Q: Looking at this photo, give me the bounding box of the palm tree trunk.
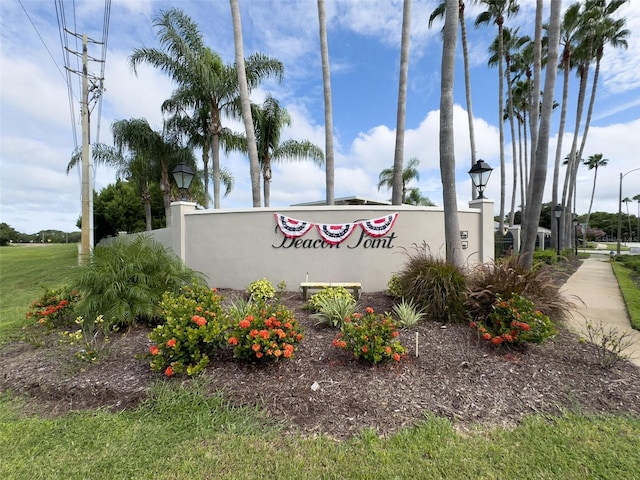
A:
[551,55,570,251]
[317,0,335,205]
[460,2,478,200]
[230,0,261,207]
[392,0,411,206]
[521,0,561,268]
[497,21,506,235]
[440,0,463,267]
[506,59,517,227]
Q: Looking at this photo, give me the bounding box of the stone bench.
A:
[300,282,362,301]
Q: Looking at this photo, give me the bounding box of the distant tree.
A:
[583,153,608,233]
[0,223,18,246]
[405,188,436,206]
[634,193,640,241]
[92,181,164,244]
[378,157,421,204]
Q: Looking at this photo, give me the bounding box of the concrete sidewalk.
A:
[560,254,640,368]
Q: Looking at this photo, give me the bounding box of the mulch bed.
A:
[2,265,640,439]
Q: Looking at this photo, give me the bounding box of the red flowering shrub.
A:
[333,307,405,364]
[470,293,557,346]
[26,286,80,329]
[148,284,229,376]
[227,299,303,362]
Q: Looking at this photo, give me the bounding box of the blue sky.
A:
[1,0,639,234]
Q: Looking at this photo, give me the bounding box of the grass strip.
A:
[2,383,639,480]
[611,261,640,330]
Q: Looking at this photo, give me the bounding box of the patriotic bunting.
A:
[274,212,399,245]
[360,213,398,237]
[274,213,314,238]
[316,222,358,245]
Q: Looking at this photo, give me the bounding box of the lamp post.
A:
[572,215,578,255]
[172,164,195,201]
[617,168,640,256]
[553,204,562,255]
[468,159,493,199]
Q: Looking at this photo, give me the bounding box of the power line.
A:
[16,0,68,85]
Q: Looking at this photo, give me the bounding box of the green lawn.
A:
[611,260,640,330]
[2,382,639,480]
[0,244,78,339]
[1,244,639,478]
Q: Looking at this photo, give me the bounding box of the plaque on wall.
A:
[460,230,468,239]
[461,240,468,249]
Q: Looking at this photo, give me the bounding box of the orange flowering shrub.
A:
[26,286,80,329]
[470,293,557,346]
[148,284,229,376]
[227,299,302,362]
[333,307,405,364]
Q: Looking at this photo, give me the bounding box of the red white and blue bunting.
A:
[274,213,314,238]
[316,222,358,245]
[274,212,398,245]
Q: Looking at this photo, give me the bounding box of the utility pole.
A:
[80,34,91,263]
[65,31,103,263]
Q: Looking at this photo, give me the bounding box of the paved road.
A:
[561,254,640,368]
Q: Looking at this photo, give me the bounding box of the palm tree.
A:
[623,197,633,241]
[230,0,261,207]
[429,0,479,199]
[317,0,335,205]
[378,157,421,203]
[441,0,463,266]
[475,0,520,237]
[249,95,324,207]
[520,0,561,268]
[130,8,283,209]
[583,153,608,233]
[550,2,581,249]
[405,188,436,207]
[634,193,640,241]
[391,0,412,206]
[489,27,528,226]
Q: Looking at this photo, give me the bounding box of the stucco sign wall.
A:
[172,201,494,293]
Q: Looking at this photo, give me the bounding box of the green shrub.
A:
[25,285,80,329]
[311,294,358,328]
[533,249,559,265]
[386,274,403,298]
[307,286,355,313]
[392,298,425,327]
[72,236,204,331]
[333,307,405,364]
[148,284,229,376]
[394,244,467,323]
[465,254,571,325]
[247,278,276,301]
[227,299,303,361]
[470,294,557,346]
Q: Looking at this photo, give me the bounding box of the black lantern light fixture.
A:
[553,204,563,256]
[172,164,195,201]
[468,159,493,199]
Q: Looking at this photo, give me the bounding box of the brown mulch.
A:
[2,262,640,439]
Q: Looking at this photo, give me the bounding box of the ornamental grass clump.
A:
[311,292,358,328]
[394,243,467,323]
[148,284,229,376]
[392,298,425,328]
[227,299,303,362]
[470,293,557,346]
[333,307,405,364]
[465,254,571,325]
